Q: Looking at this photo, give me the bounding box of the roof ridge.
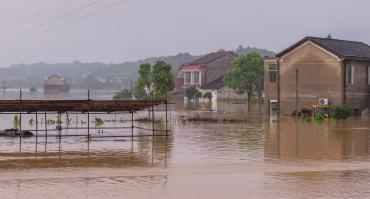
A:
[307,36,369,45]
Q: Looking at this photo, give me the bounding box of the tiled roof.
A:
[179,50,238,71]
[276,37,370,61]
[201,76,225,90]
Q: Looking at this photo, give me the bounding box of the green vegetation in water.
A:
[330,106,352,122]
[13,115,19,129]
[113,89,132,100]
[28,118,34,126]
[203,92,213,102]
[95,118,104,126]
[185,87,202,100]
[315,112,325,124]
[47,119,57,125]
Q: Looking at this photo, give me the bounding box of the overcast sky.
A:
[0,0,369,67]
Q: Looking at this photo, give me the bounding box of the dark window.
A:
[184,72,191,84]
[269,64,277,83]
[193,71,200,84]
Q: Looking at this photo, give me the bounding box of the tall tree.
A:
[152,61,175,99]
[224,52,263,111]
[137,63,152,94]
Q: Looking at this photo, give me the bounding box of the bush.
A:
[133,86,148,99]
[315,112,325,124]
[95,118,104,126]
[330,106,352,121]
[113,89,132,100]
[13,115,19,129]
[185,87,202,100]
[203,92,213,102]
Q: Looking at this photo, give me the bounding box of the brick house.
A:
[44,74,69,94]
[177,50,243,100]
[265,37,370,116]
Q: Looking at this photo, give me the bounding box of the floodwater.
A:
[1,90,370,199]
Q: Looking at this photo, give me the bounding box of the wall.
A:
[264,58,278,114]
[345,60,370,115]
[279,41,343,115]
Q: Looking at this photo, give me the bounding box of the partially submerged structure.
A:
[265,36,370,116]
[176,50,243,100]
[44,74,69,94]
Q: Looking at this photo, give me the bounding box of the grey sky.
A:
[0,0,369,67]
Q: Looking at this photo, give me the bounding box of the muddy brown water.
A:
[0,90,370,199]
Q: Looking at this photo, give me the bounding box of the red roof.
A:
[180,65,208,71]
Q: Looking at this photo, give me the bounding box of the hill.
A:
[0,46,275,90]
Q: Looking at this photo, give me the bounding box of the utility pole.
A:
[2,80,6,95]
[295,69,299,117]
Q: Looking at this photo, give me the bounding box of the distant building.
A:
[265,36,370,116]
[44,74,69,94]
[176,49,243,100]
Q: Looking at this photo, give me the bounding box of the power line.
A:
[0,0,127,48]
[0,0,73,33]
[0,0,104,43]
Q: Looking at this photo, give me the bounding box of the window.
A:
[270,100,278,113]
[184,72,191,84]
[192,71,200,84]
[269,64,277,83]
[346,65,354,84]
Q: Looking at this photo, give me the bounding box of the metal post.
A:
[87,89,90,140]
[35,112,38,152]
[152,106,155,136]
[165,96,168,136]
[131,110,134,138]
[87,112,90,139]
[58,113,62,138]
[295,69,299,117]
[44,112,48,152]
[19,90,22,151]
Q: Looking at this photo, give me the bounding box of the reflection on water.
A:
[265,117,370,160]
[0,91,370,198]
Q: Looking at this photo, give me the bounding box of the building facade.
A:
[176,49,241,100]
[44,74,69,94]
[265,37,370,116]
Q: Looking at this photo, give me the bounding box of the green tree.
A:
[133,83,148,99]
[185,87,202,100]
[137,63,152,94]
[224,52,263,111]
[152,61,175,99]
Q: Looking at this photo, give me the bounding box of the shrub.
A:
[133,86,148,99]
[185,87,202,100]
[95,118,104,126]
[330,106,352,121]
[203,92,213,102]
[315,112,325,124]
[113,89,132,100]
[13,115,19,129]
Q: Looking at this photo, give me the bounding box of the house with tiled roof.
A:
[265,36,370,116]
[176,49,245,100]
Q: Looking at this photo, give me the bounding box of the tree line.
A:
[113,61,175,100]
